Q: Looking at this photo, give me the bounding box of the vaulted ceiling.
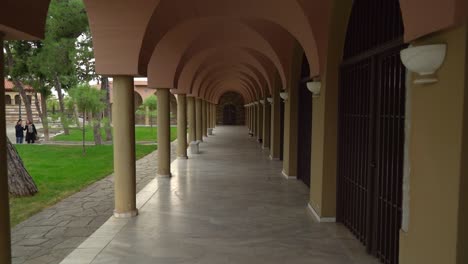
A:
[2,0,466,103]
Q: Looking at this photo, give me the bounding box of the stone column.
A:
[250,105,253,134]
[208,103,213,129]
[253,104,257,137]
[145,106,150,126]
[202,100,207,137]
[0,32,12,264]
[270,84,281,159]
[245,105,249,131]
[176,94,188,159]
[283,86,298,178]
[156,88,171,177]
[263,98,271,149]
[187,96,196,143]
[257,102,263,142]
[213,104,217,127]
[195,98,203,142]
[112,76,137,218]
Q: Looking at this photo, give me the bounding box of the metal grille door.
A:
[337,1,406,263]
[297,56,312,187]
[338,58,374,245]
[374,47,406,264]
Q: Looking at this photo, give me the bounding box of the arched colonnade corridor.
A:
[1,0,468,263]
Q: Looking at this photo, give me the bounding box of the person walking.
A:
[25,120,38,144]
[15,119,25,144]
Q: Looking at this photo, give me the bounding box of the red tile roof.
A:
[4,79,34,91]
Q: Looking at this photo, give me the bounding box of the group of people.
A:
[15,119,38,144]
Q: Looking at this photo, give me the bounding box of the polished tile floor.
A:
[61,126,379,264]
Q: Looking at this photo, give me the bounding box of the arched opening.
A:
[336,1,406,263]
[14,95,21,105]
[217,92,245,125]
[169,94,177,125]
[297,55,312,188]
[134,92,143,110]
[223,104,236,125]
[5,95,11,105]
[134,92,144,124]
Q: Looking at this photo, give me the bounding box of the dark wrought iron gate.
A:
[336,1,406,264]
[297,56,312,187]
[280,100,285,161]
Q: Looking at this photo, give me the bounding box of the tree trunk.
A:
[54,74,70,135]
[73,103,80,128]
[101,77,112,142]
[93,114,102,146]
[4,44,33,122]
[82,110,86,155]
[35,91,50,141]
[7,138,38,197]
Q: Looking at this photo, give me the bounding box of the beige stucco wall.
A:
[399,24,468,264]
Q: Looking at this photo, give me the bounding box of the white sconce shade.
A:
[280,92,288,101]
[267,97,273,103]
[400,44,447,84]
[307,81,322,98]
[260,100,265,104]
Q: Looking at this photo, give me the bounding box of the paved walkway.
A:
[11,141,178,264]
[59,126,379,264]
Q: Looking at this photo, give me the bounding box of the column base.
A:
[269,155,280,161]
[208,128,213,135]
[157,173,172,178]
[282,170,297,180]
[307,203,336,223]
[113,209,138,218]
[190,141,200,154]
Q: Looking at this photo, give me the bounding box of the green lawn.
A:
[52,126,178,142]
[10,144,157,227]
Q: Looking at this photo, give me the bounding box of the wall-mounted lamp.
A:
[400,44,447,84]
[280,92,288,101]
[267,97,273,103]
[260,99,265,105]
[307,81,322,98]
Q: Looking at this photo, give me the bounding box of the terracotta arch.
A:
[177,47,280,92]
[204,75,257,102]
[175,47,278,98]
[213,85,253,104]
[191,58,272,96]
[206,78,254,103]
[196,69,262,100]
[139,0,320,77]
[78,0,466,77]
[175,33,291,91]
[193,63,268,100]
[0,0,51,40]
[201,72,259,100]
[147,18,288,90]
[210,81,253,103]
[199,63,270,100]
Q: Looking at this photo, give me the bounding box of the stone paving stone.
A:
[10,141,178,264]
